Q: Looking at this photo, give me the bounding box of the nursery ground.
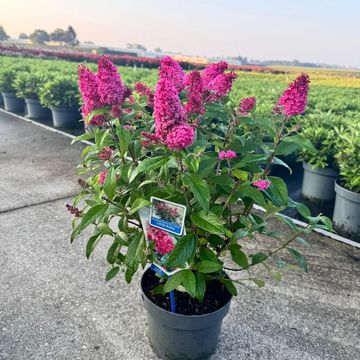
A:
[0,111,359,360]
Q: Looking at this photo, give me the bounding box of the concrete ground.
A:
[0,111,359,360]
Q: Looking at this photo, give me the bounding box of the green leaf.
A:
[270,272,282,282]
[199,247,218,262]
[282,134,317,154]
[163,270,186,293]
[71,204,108,242]
[296,236,310,248]
[252,278,265,288]
[129,198,151,215]
[223,279,238,296]
[182,270,196,298]
[320,216,333,232]
[272,157,292,174]
[251,252,268,266]
[129,156,169,182]
[276,214,298,231]
[107,241,119,264]
[86,231,102,259]
[167,234,196,267]
[97,222,113,236]
[196,260,223,273]
[232,169,248,181]
[103,167,116,201]
[197,156,218,178]
[229,244,249,268]
[295,202,311,218]
[288,248,307,272]
[191,211,231,237]
[238,185,265,205]
[234,154,267,169]
[117,126,132,157]
[183,174,210,212]
[126,233,145,266]
[267,176,288,206]
[195,272,206,302]
[105,266,120,281]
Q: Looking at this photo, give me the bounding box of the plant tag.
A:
[149,197,186,236]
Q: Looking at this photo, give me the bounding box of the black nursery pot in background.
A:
[141,268,232,360]
[50,106,82,129]
[2,92,25,113]
[25,99,51,120]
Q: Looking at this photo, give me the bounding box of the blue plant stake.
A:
[150,264,176,313]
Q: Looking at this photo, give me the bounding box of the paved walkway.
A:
[0,111,359,360]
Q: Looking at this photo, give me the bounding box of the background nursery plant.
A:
[69,56,332,308]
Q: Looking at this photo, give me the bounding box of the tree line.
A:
[0,25,78,46]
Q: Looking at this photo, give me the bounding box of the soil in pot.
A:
[142,268,231,315]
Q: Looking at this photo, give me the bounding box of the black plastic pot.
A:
[2,92,25,113]
[141,268,231,360]
[25,99,51,119]
[50,106,81,128]
[302,162,338,202]
[333,180,360,240]
[0,93,3,105]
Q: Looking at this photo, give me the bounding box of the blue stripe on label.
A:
[150,218,182,235]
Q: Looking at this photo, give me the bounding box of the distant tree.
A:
[19,32,29,39]
[126,43,147,51]
[30,29,50,44]
[154,47,162,53]
[64,26,78,46]
[50,28,67,43]
[0,25,9,41]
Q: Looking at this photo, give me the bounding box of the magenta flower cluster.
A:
[99,169,108,185]
[184,70,206,116]
[147,225,175,255]
[98,147,112,161]
[134,82,155,108]
[218,150,237,160]
[159,56,186,92]
[252,179,271,191]
[239,97,256,116]
[78,56,126,125]
[275,73,310,117]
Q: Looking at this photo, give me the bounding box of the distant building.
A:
[173,54,208,64]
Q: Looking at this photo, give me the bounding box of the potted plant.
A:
[298,114,343,202]
[69,57,331,360]
[0,68,25,113]
[333,123,360,240]
[39,75,81,128]
[13,71,51,119]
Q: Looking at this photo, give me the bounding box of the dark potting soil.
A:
[142,269,231,316]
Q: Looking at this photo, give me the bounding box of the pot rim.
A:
[25,98,40,103]
[1,92,17,97]
[51,106,79,112]
[141,266,232,319]
[335,178,360,203]
[303,161,338,177]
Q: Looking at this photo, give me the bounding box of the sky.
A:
[1,0,360,67]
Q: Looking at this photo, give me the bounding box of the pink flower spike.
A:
[275,73,310,117]
[99,170,108,185]
[218,150,237,160]
[252,179,271,191]
[159,56,186,92]
[239,97,256,116]
[154,78,186,139]
[165,124,195,150]
[184,70,206,116]
[98,147,112,161]
[201,61,228,86]
[97,55,125,106]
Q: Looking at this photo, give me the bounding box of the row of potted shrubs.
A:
[0,60,82,128]
[299,113,360,240]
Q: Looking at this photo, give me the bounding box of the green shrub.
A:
[0,68,19,93]
[13,71,51,100]
[39,76,80,108]
[335,124,360,193]
[298,113,345,169]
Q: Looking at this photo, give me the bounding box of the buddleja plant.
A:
[69,56,332,300]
